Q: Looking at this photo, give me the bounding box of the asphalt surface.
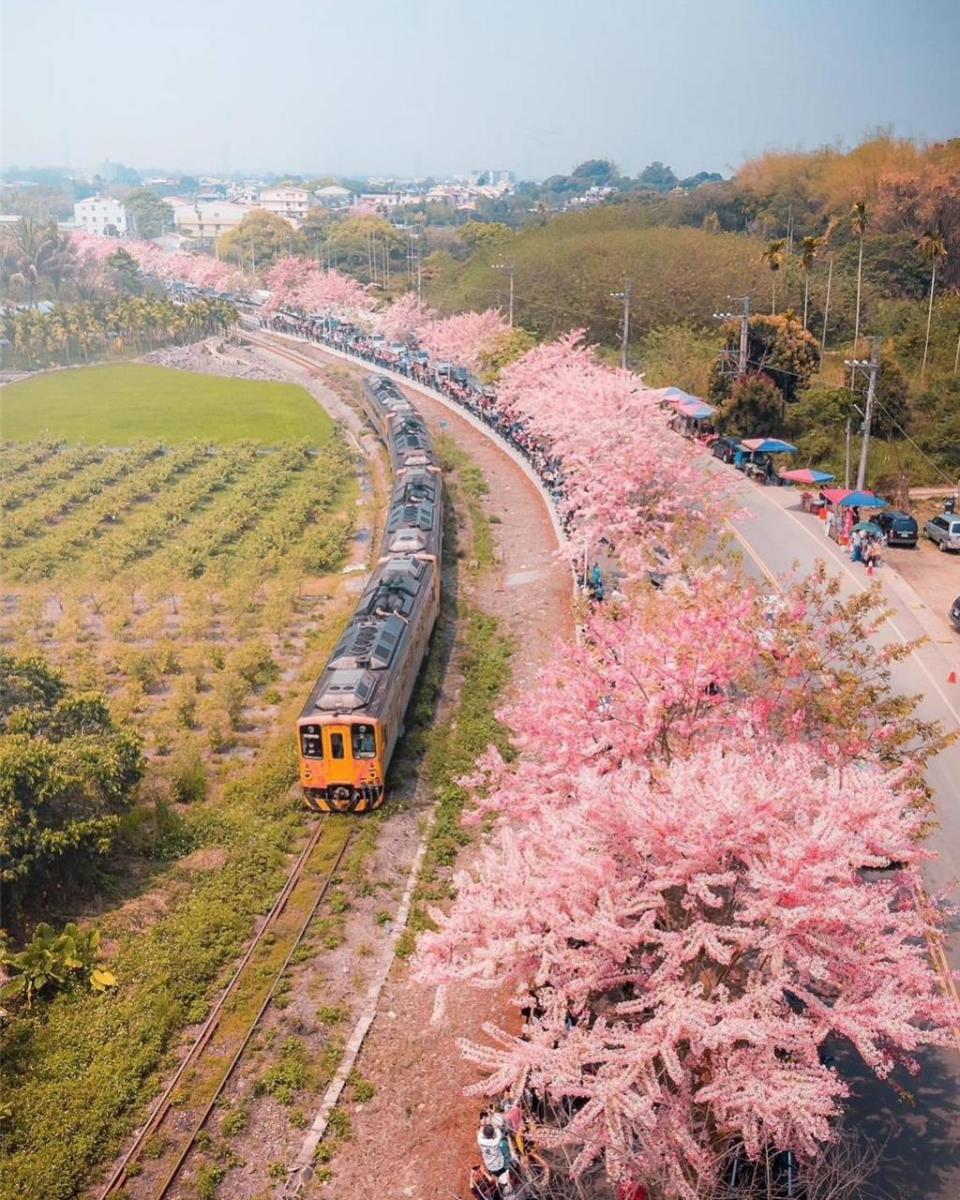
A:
[727,469,960,1199]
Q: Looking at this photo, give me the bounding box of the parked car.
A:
[875,510,919,547]
[711,436,741,463]
[950,595,960,631]
[925,514,960,552]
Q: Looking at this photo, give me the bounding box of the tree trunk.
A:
[954,321,960,375]
[803,273,809,330]
[771,275,777,316]
[920,262,937,385]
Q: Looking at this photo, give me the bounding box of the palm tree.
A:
[761,239,787,314]
[799,235,823,331]
[851,201,869,351]
[917,229,948,385]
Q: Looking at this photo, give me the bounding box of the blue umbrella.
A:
[741,437,798,454]
[838,490,888,509]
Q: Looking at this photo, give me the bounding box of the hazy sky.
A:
[3,0,958,180]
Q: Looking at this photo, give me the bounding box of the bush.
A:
[168,746,208,805]
[228,641,278,689]
[0,653,144,908]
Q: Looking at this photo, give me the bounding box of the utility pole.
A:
[820,253,834,359]
[492,261,515,327]
[844,416,851,489]
[611,279,632,370]
[712,295,751,378]
[845,337,881,490]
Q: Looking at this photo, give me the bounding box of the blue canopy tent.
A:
[837,490,888,509]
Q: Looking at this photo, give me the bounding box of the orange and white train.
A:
[296,376,442,812]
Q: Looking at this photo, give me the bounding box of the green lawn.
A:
[0,364,332,445]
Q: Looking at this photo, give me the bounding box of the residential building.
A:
[73,195,129,237]
[259,187,311,225]
[173,200,253,242]
[314,184,354,208]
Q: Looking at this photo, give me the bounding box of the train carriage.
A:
[297,372,443,813]
[297,557,439,812]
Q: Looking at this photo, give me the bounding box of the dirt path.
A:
[246,337,574,1200]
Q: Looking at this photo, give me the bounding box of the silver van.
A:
[924,514,960,552]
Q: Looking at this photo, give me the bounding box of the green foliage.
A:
[0,741,301,1200]
[220,1108,248,1137]
[348,1075,372,1099]
[428,212,767,344]
[715,373,785,438]
[316,1004,348,1025]
[0,922,116,1008]
[217,209,303,267]
[255,1037,310,1105]
[194,1163,226,1200]
[710,312,819,404]
[637,323,720,396]
[168,746,208,805]
[478,327,537,381]
[123,189,175,239]
[0,652,144,905]
[0,364,333,445]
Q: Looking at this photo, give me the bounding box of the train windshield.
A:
[352,724,376,759]
[300,725,323,759]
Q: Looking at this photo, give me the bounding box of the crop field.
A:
[0,433,358,764]
[0,363,332,443]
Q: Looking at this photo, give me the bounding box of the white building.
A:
[259,187,311,225]
[74,195,129,237]
[314,184,354,208]
[173,201,253,242]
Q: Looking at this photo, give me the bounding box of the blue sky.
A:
[3,0,958,179]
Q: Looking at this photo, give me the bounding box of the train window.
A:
[330,732,345,759]
[352,724,376,759]
[300,725,323,759]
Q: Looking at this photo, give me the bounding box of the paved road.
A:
[728,471,960,1198]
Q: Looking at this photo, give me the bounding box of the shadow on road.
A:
[839,1044,960,1199]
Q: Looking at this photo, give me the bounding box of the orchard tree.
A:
[0,652,144,908]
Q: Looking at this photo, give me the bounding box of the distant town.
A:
[0,159,725,249]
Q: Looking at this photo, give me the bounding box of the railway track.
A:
[98,819,354,1200]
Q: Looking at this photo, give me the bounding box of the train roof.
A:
[299,557,436,721]
[383,469,441,558]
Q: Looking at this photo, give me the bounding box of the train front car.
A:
[297,556,439,812]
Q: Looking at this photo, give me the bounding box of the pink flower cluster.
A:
[263,256,376,322]
[418,308,509,373]
[71,232,244,292]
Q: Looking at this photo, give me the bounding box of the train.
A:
[296,375,443,812]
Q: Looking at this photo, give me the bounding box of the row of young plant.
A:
[0,442,107,516]
[3,443,166,547]
[0,438,65,493]
[3,443,256,581]
[376,328,959,1198]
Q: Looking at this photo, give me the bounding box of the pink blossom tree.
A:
[416,741,950,1199]
[419,308,509,373]
[377,292,436,343]
[496,332,735,570]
